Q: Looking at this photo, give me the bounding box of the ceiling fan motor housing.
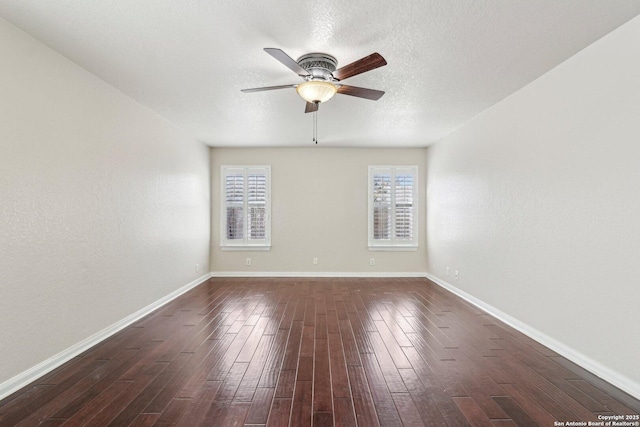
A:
[297,53,337,81]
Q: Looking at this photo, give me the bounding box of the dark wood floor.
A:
[1,278,638,426]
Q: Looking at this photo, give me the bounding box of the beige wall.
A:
[210,147,428,274]
[426,16,640,396]
[0,19,210,388]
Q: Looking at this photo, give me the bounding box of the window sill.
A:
[368,245,418,252]
[221,245,271,252]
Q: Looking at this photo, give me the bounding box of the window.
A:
[368,166,418,250]
[221,166,271,250]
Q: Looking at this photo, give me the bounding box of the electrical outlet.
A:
[195,263,199,273]
[455,270,459,280]
[446,266,450,276]
[313,257,318,265]
[370,258,375,266]
[246,258,251,266]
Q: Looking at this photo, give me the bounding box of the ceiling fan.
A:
[241,48,387,113]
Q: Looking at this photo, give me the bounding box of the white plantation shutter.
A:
[247,172,267,240]
[394,172,414,240]
[368,166,418,250]
[373,172,392,240]
[225,171,244,240]
[221,166,271,249]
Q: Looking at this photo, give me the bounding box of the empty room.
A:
[1,1,639,426]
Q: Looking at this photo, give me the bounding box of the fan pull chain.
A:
[313,108,318,144]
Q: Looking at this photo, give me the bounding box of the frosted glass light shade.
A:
[296,80,337,103]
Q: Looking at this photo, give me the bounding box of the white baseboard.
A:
[210,271,427,278]
[425,272,640,400]
[0,273,212,402]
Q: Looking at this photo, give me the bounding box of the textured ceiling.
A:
[1,1,639,147]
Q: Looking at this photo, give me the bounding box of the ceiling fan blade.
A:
[241,84,297,93]
[264,48,310,77]
[337,85,385,100]
[333,52,387,81]
[305,102,318,114]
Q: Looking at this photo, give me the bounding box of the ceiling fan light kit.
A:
[296,80,337,103]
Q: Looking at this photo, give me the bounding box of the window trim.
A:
[220,165,271,251]
[368,165,418,251]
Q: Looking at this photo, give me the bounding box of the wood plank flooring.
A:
[1,277,638,426]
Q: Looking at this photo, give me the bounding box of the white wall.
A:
[210,148,428,274]
[0,19,210,388]
[426,16,640,396]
